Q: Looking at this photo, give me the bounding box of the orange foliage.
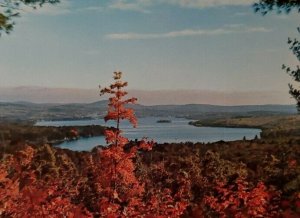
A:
[0,145,92,217]
[1,71,299,217]
[204,177,280,218]
[96,71,187,217]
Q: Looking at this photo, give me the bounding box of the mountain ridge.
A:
[0,100,297,122]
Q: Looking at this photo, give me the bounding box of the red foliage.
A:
[0,72,187,217]
[70,128,79,138]
[2,71,298,217]
[0,145,92,217]
[204,177,280,218]
[97,71,187,217]
[288,159,297,168]
[280,193,300,218]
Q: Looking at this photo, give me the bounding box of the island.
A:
[156,119,172,123]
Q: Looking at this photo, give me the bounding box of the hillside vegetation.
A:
[0,101,296,122]
[0,73,299,217]
[0,122,105,149]
[190,114,300,140]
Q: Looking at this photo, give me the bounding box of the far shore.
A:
[189,114,300,140]
[0,122,105,146]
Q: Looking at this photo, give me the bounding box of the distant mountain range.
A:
[0,101,297,122]
[0,86,294,105]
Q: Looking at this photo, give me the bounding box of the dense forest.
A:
[1,0,300,217]
[0,72,299,217]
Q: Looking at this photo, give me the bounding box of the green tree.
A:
[0,0,59,35]
[254,0,300,14]
[255,0,300,111]
[282,35,300,111]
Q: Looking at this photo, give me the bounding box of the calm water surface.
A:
[36,117,261,151]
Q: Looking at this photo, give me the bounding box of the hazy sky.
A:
[0,0,299,104]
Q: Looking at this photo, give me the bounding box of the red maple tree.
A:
[97,71,153,216]
[96,71,189,217]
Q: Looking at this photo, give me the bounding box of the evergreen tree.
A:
[255,0,300,111]
[282,33,300,111]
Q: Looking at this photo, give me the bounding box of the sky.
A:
[0,0,299,105]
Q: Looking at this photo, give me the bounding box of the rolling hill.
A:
[0,101,297,122]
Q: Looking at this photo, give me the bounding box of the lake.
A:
[36,117,261,151]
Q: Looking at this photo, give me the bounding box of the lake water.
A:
[36,117,261,151]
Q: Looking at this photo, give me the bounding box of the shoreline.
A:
[188,115,300,140]
[0,123,105,146]
[188,120,263,130]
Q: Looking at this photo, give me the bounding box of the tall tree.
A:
[254,0,300,111]
[98,72,189,217]
[0,0,59,35]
